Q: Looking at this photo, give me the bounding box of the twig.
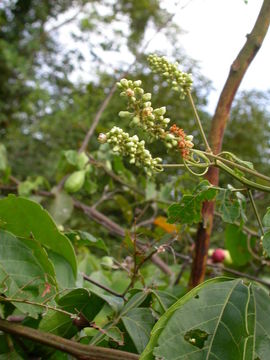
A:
[122,247,159,297]
[79,84,118,152]
[174,259,190,285]
[0,319,139,360]
[88,156,144,195]
[0,296,79,319]
[81,273,126,300]
[208,262,270,288]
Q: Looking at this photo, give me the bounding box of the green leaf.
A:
[253,284,270,359]
[48,191,74,225]
[0,195,77,277]
[145,182,156,200]
[140,277,231,360]
[217,189,240,223]
[39,288,105,338]
[262,231,270,257]
[120,290,151,317]
[167,180,217,224]
[47,251,76,289]
[18,176,46,197]
[76,231,108,253]
[151,290,178,313]
[63,150,78,167]
[142,278,262,360]
[262,207,270,228]
[0,230,56,317]
[122,308,155,353]
[225,224,251,266]
[20,237,56,284]
[63,150,88,170]
[216,186,247,224]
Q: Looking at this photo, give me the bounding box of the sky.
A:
[171,0,270,112]
[54,0,270,113]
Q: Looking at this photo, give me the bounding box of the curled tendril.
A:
[183,149,211,176]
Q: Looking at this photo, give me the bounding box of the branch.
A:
[79,84,117,152]
[0,319,139,360]
[81,272,126,300]
[208,262,270,288]
[190,0,270,288]
[73,200,173,276]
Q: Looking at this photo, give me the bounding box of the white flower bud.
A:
[119,111,133,119]
[154,107,166,116]
[142,93,152,101]
[120,78,129,87]
[133,80,142,87]
[98,133,107,144]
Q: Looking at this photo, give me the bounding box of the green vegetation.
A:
[1,1,270,359]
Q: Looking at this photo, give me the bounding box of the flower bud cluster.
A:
[116,78,170,139]
[169,124,194,158]
[98,127,162,176]
[147,54,192,99]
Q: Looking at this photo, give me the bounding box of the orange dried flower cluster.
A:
[170,124,193,158]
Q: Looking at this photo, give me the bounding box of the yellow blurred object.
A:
[154,216,177,233]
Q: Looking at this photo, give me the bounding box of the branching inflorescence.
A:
[98,56,194,176]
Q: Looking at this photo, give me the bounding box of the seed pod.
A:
[64,170,86,193]
[77,152,89,170]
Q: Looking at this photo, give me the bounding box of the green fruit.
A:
[77,152,89,170]
[101,256,114,269]
[64,170,86,193]
[224,250,233,265]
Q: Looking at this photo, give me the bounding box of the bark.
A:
[189,0,270,288]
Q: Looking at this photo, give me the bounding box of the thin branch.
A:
[0,319,139,360]
[79,83,117,152]
[174,259,190,285]
[208,262,270,288]
[81,273,126,300]
[0,296,79,320]
[88,156,144,195]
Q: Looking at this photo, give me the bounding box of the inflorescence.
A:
[148,54,192,99]
[98,127,162,176]
[98,55,194,176]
